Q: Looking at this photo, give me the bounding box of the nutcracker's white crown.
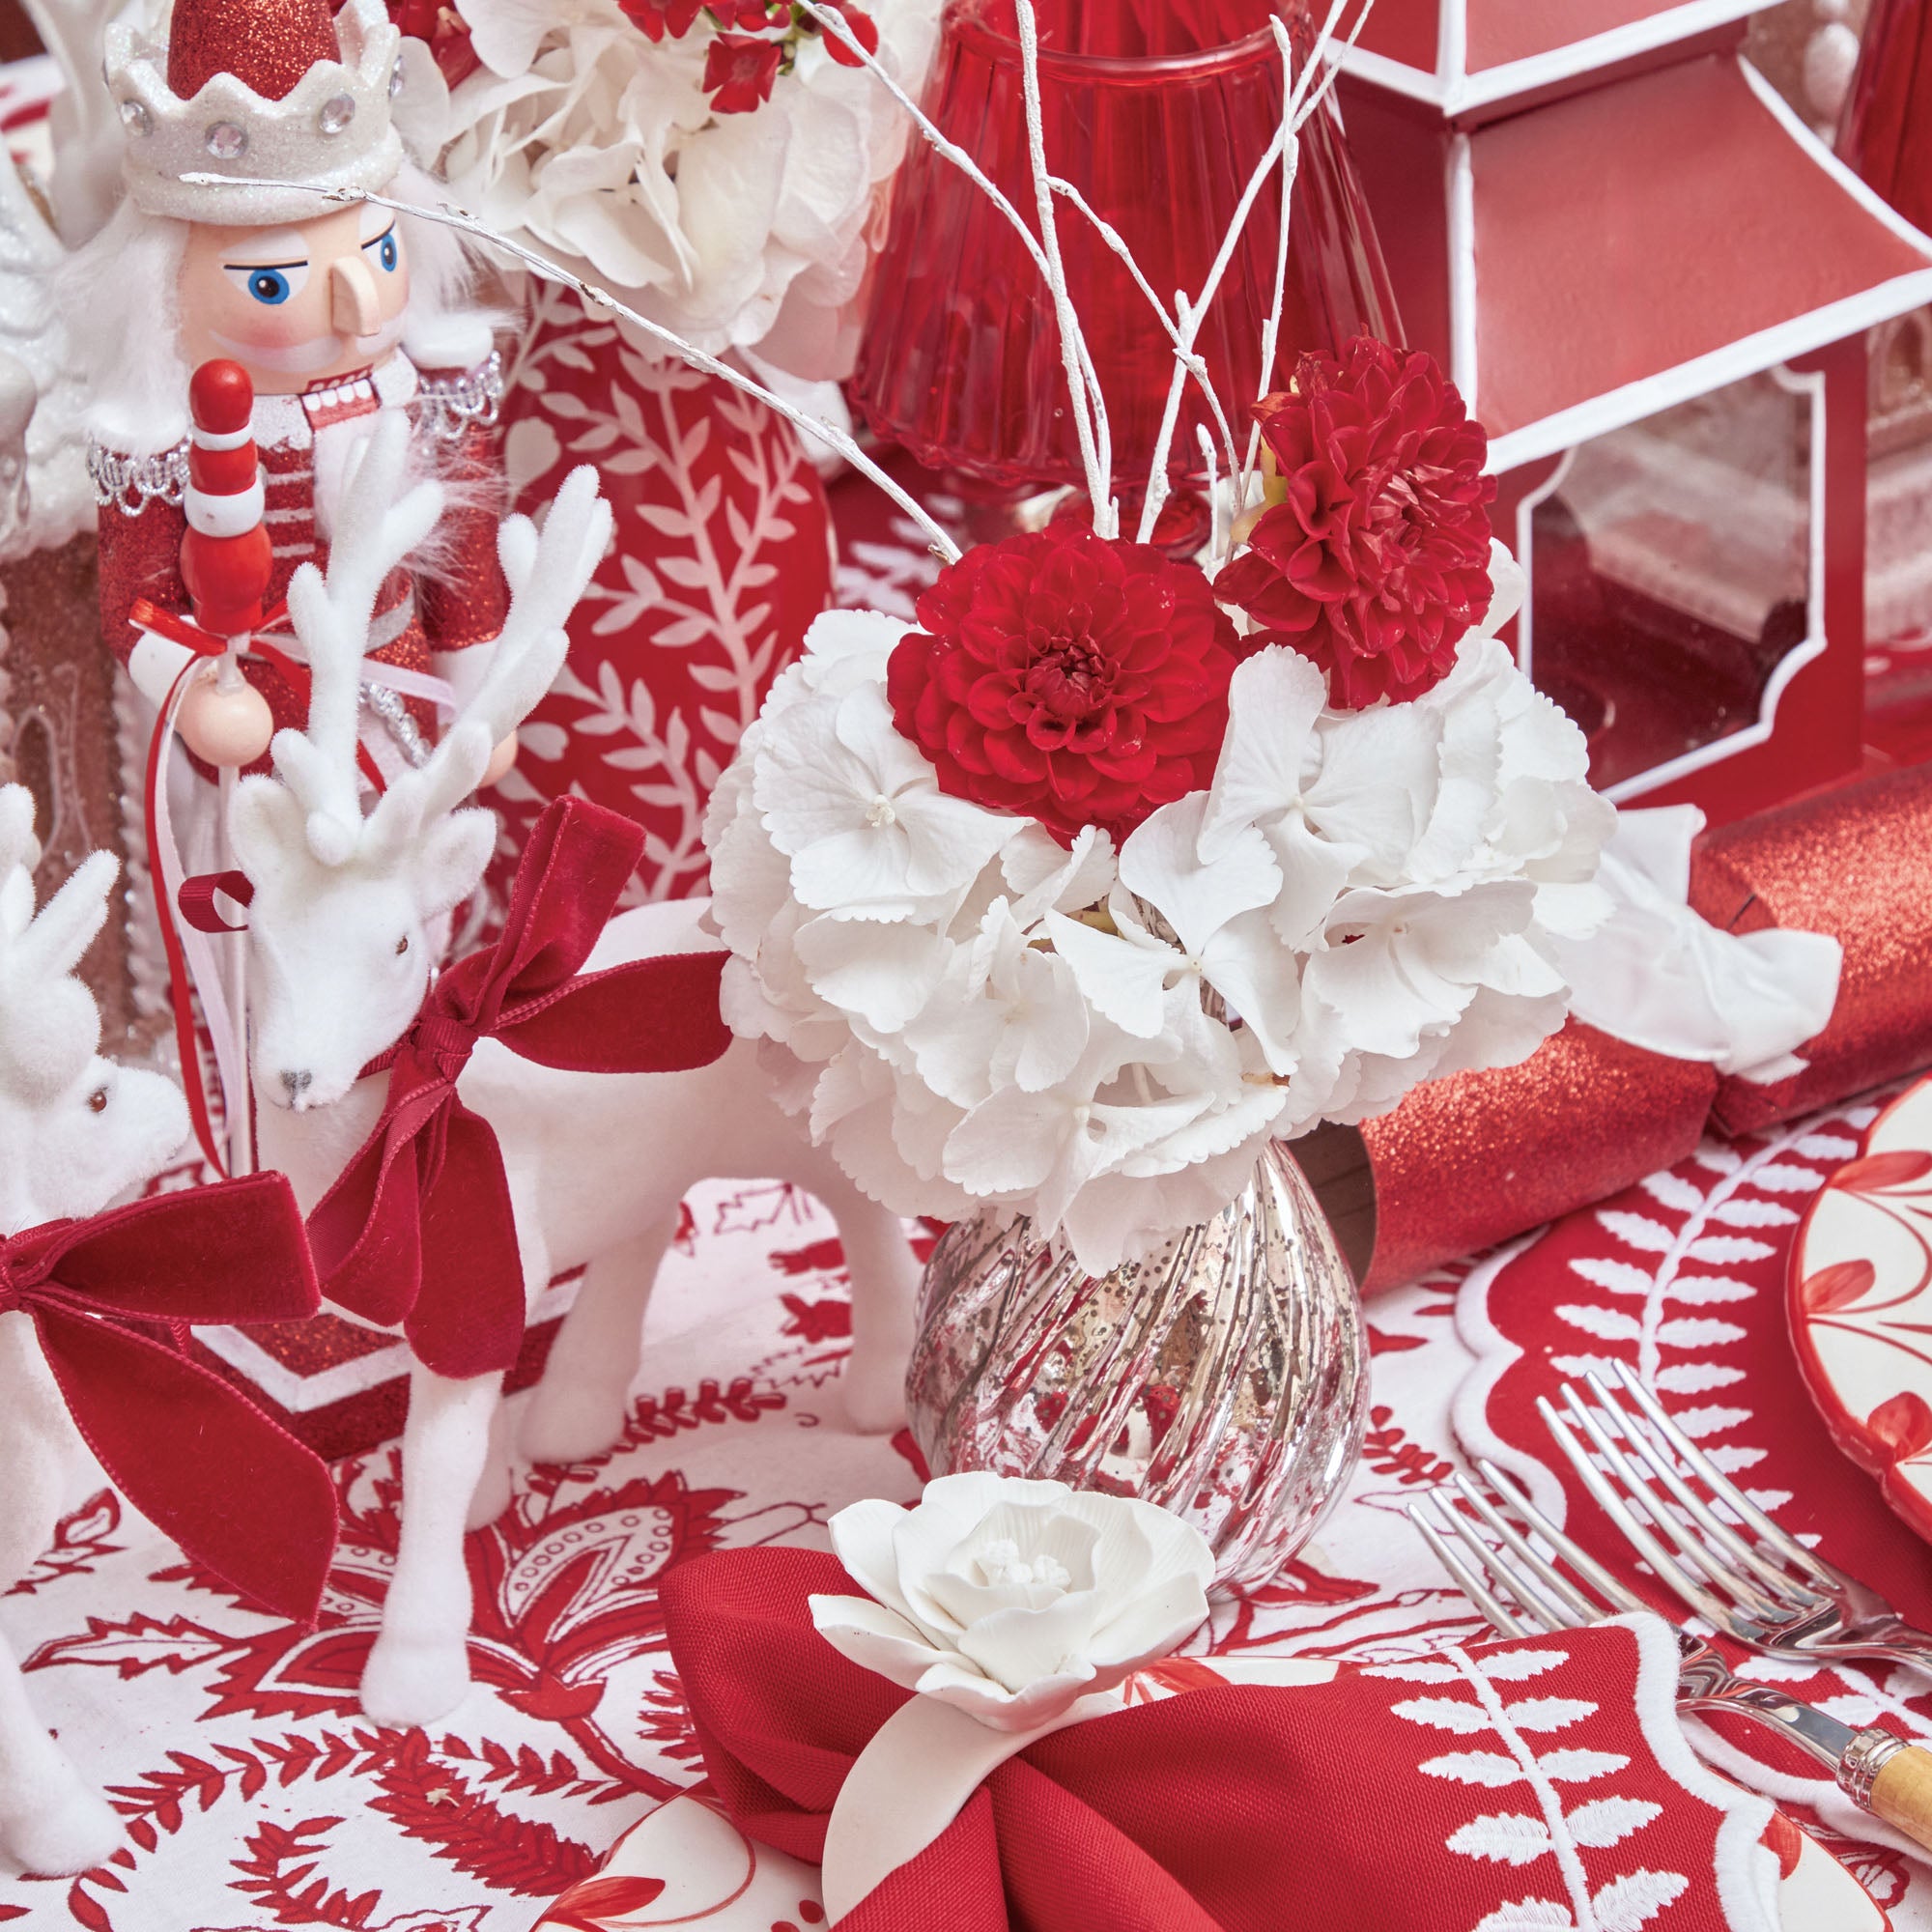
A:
[105,0,403,227]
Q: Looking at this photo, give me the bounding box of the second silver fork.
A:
[1410,1464,1932,1851]
[1541,1361,1932,1669]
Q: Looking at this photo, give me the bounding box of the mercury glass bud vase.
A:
[903,1143,1368,1587]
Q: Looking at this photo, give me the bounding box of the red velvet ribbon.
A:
[305,797,732,1381]
[135,594,382,1178]
[179,870,256,936]
[1,1175,338,1623]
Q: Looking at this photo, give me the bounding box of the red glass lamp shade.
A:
[851,0,1400,493]
[1838,0,1932,234]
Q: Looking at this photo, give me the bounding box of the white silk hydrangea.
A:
[704,551,1614,1273]
[426,0,941,375]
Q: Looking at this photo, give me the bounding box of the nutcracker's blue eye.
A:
[222,259,309,304]
[365,226,401,273]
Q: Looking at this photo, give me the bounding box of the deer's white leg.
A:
[360,1366,499,1727]
[0,1635,121,1878]
[814,1180,919,1435]
[464,1392,516,1533]
[520,1213,679,1466]
[0,1321,119,1875]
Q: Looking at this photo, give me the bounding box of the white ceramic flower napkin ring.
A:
[808,1471,1215,1918]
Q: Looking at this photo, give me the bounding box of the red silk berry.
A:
[189,358,256,437]
[822,2,880,61]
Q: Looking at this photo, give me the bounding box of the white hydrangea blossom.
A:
[704,554,1613,1274]
[429,0,942,374]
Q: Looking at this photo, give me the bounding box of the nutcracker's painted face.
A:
[177,201,411,394]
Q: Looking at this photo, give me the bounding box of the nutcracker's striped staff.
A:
[136,359,456,1178]
[132,359,275,1176]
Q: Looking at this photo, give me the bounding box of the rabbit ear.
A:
[12,851,116,987]
[0,783,37,942]
[0,979,99,1101]
[0,845,114,1101]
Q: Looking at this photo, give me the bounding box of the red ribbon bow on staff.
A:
[306,797,732,1382]
[5,1174,338,1624]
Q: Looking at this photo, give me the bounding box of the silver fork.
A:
[1408,1465,1932,1849]
[1540,1361,1932,1668]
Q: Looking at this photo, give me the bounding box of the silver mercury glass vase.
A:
[903,1142,1368,1587]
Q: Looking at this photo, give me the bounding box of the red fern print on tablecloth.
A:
[1461,1100,1932,1853]
[6,1492,124,1598]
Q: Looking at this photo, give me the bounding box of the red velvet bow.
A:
[3,1174,338,1624]
[306,797,732,1381]
[660,1548,1747,1932]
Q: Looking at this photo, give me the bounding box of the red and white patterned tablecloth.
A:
[4,472,1930,1930]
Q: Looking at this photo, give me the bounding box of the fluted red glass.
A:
[1838,0,1932,232]
[852,0,1400,493]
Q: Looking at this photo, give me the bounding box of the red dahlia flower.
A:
[702,30,784,111]
[886,527,1243,847]
[1214,335,1496,709]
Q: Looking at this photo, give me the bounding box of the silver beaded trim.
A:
[414,352,504,443]
[89,439,190,515]
[1839,1727,1909,1808]
[361,681,431,769]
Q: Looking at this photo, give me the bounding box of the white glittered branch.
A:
[180,172,966,566]
[803,0,1246,519]
[1043,175,1243,494]
[1242,16,1305,506]
[794,0,1115,532]
[1014,0,1115,534]
[803,0,1378,552]
[1137,0,1376,544]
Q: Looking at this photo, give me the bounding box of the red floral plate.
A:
[1788,1074,1932,1541]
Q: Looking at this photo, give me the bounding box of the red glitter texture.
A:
[1691,761,1932,1135]
[1351,1021,1718,1294]
[168,0,342,101]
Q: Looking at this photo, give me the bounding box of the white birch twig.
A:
[1045,173,1243,489]
[1014,0,1114,534]
[1139,0,1376,543]
[791,0,1112,459]
[1241,17,1303,505]
[180,173,965,564]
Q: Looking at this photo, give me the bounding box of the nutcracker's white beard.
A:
[63,198,192,456]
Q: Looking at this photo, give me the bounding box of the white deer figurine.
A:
[231,414,921,1727]
[0,786,194,1876]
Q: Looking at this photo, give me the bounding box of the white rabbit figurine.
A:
[0,784,192,1876]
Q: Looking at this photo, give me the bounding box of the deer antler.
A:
[0,783,115,1099]
[271,411,446,866]
[362,465,611,861]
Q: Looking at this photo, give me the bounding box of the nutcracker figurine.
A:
[69,0,515,1166]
